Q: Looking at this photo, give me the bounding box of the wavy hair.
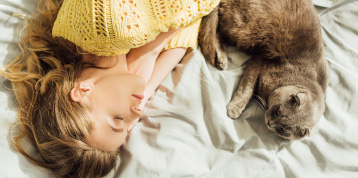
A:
[0,0,118,177]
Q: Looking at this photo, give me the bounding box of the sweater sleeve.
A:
[163,18,201,51]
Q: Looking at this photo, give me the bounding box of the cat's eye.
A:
[276,107,281,116]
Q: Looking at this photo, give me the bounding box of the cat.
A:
[199,0,328,140]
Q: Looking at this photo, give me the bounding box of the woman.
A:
[1,0,219,177]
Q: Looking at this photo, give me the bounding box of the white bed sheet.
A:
[0,0,357,177]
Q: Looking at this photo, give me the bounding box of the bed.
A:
[1,0,357,177]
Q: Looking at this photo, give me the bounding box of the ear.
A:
[301,128,310,137]
[70,83,94,102]
[292,92,305,106]
[295,127,311,138]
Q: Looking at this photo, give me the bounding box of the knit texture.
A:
[52,0,220,56]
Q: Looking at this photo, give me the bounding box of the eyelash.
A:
[114,116,124,120]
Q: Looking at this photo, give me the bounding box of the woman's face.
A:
[84,73,145,151]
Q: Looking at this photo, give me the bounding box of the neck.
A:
[79,54,128,83]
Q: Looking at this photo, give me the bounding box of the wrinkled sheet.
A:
[1,0,357,177]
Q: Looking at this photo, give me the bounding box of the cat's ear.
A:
[300,128,310,137]
[292,93,305,106]
[296,128,311,138]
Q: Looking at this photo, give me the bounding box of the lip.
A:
[132,94,144,103]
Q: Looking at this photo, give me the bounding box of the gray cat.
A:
[199,0,328,140]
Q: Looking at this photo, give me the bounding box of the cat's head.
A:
[265,86,321,140]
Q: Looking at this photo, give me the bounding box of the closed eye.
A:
[114,116,124,120]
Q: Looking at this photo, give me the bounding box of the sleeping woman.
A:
[0,0,219,177]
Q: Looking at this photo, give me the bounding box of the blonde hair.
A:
[0,0,118,177]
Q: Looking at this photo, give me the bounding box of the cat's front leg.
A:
[227,59,260,119]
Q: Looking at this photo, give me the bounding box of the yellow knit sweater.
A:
[52,0,220,56]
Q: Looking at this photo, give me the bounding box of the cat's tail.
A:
[199,5,228,70]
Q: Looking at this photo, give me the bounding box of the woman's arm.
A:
[127,47,187,131]
[126,28,182,82]
[139,47,187,109]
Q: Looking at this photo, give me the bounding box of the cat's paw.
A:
[202,48,220,69]
[215,50,228,70]
[204,41,228,70]
[227,102,244,119]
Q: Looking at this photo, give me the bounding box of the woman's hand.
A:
[139,47,187,109]
[125,28,184,132]
[127,47,187,132]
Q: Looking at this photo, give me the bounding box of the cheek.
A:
[265,109,278,122]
